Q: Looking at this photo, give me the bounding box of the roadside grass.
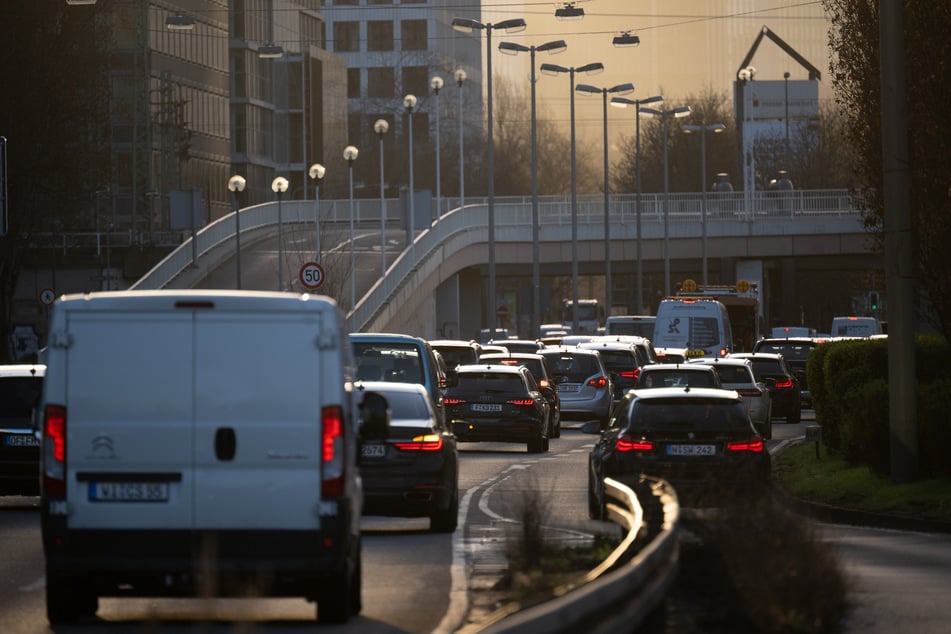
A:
[774,442,951,522]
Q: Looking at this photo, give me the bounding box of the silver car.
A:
[690,357,772,439]
[540,347,613,430]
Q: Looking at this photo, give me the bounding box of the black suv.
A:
[0,364,45,496]
[751,337,820,408]
[731,352,802,424]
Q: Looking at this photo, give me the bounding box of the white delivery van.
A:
[830,315,883,338]
[604,315,657,339]
[40,290,371,624]
[652,298,733,359]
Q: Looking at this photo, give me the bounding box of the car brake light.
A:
[443,397,466,405]
[322,405,345,497]
[620,370,638,379]
[395,434,444,451]
[43,405,67,497]
[774,378,793,389]
[587,376,607,388]
[737,388,762,397]
[727,437,765,452]
[508,398,535,406]
[617,434,653,452]
[719,347,729,357]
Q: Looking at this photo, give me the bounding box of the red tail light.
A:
[727,437,765,453]
[719,347,729,357]
[322,406,345,496]
[507,398,535,406]
[587,376,607,389]
[617,434,653,452]
[443,397,466,405]
[619,370,638,379]
[737,388,762,397]
[395,434,444,451]
[43,405,67,497]
[774,378,793,389]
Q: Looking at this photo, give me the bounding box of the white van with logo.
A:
[40,290,372,624]
[652,298,733,359]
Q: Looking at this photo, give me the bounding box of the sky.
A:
[479,0,833,154]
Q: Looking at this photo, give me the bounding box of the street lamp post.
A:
[498,38,567,336]
[430,75,443,218]
[308,163,325,263]
[454,69,466,208]
[683,123,726,285]
[783,70,791,166]
[271,176,289,291]
[576,81,635,318]
[640,105,691,297]
[540,61,604,333]
[374,119,389,276]
[738,66,756,220]
[343,146,359,311]
[403,94,417,262]
[452,16,527,329]
[228,175,246,289]
[611,94,663,313]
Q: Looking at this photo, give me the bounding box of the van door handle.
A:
[215,428,237,461]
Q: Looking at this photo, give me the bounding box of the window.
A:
[401,20,427,51]
[367,67,394,98]
[347,68,361,98]
[367,21,394,51]
[333,21,359,52]
[402,66,428,96]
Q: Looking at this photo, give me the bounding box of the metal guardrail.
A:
[475,476,680,634]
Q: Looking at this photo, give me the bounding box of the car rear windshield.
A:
[747,359,784,377]
[630,399,749,429]
[434,346,478,368]
[542,353,600,381]
[489,357,545,380]
[0,376,43,424]
[379,390,433,422]
[353,343,422,383]
[595,350,639,372]
[707,365,753,384]
[755,342,814,361]
[641,371,717,388]
[453,373,527,395]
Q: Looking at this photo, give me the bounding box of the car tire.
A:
[46,572,97,625]
[317,551,359,623]
[527,433,546,453]
[430,487,459,533]
[551,414,561,439]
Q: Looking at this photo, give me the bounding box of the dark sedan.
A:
[731,352,802,424]
[478,353,561,438]
[444,364,550,453]
[356,381,459,533]
[585,387,771,512]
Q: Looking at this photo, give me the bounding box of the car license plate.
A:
[4,434,39,447]
[361,443,386,458]
[471,403,502,412]
[666,444,716,456]
[557,384,581,393]
[89,482,169,502]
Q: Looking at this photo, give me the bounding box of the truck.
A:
[560,298,603,335]
[673,280,762,352]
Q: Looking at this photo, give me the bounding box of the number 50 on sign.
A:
[299,262,325,290]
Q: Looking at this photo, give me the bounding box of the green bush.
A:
[918,377,951,477]
[838,378,890,473]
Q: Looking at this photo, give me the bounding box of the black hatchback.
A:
[585,387,771,511]
[479,353,561,438]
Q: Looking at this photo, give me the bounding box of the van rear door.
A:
[65,309,195,530]
[193,308,325,530]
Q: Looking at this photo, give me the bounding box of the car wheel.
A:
[527,432,546,453]
[430,487,459,533]
[587,458,605,520]
[551,414,561,439]
[46,572,97,625]
[317,551,358,623]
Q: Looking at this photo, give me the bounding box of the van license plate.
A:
[89,482,169,502]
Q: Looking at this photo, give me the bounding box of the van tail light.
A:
[443,397,466,406]
[395,434,444,452]
[737,388,762,397]
[727,437,765,453]
[43,405,67,497]
[321,406,345,497]
[617,434,653,452]
[774,378,794,389]
[587,376,607,389]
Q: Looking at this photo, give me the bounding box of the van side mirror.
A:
[358,392,390,440]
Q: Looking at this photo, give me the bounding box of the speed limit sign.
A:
[299,261,326,290]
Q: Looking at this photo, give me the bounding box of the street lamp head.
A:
[373,118,389,136]
[673,105,692,118]
[403,94,418,111]
[308,163,326,181]
[710,123,726,133]
[494,18,527,33]
[538,39,568,54]
[430,75,444,93]
[577,62,604,75]
[451,18,481,33]
[66,0,97,4]
[609,82,636,95]
[271,176,289,194]
[258,43,284,59]
[454,68,467,85]
[228,175,246,193]
[166,15,195,30]
[737,66,756,81]
[540,63,568,76]
[499,41,529,55]
[784,71,791,79]
[555,2,585,20]
[343,145,359,163]
[610,96,634,108]
[575,84,602,95]
[613,31,641,47]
